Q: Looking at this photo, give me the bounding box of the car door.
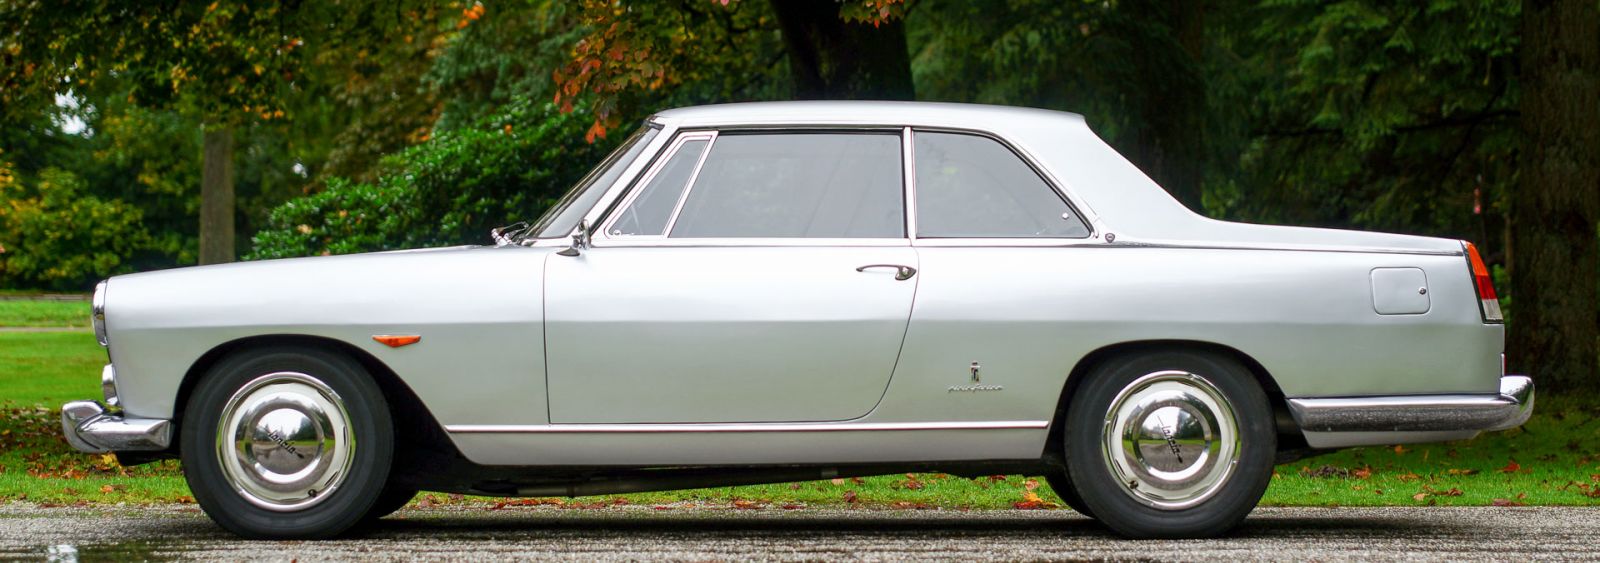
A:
[544,130,918,424]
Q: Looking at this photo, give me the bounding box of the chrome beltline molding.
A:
[446,420,1050,434]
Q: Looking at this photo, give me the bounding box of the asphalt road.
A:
[1,504,1595,561]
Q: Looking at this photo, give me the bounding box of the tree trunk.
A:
[1115,0,1207,212]
[1509,0,1600,393]
[768,0,914,100]
[199,126,236,265]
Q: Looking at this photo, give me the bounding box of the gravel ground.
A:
[0,504,1595,561]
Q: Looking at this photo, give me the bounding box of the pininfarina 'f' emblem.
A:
[949,361,1003,393]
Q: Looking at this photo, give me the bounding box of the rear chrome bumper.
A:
[1288,375,1533,448]
[60,401,172,454]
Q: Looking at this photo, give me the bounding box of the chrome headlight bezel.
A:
[92,280,108,347]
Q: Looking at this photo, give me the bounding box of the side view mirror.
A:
[556,219,591,257]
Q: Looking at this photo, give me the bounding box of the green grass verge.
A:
[0,299,90,328]
[1,330,1595,509]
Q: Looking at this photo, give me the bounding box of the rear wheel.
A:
[1044,473,1094,518]
[181,346,394,539]
[1063,349,1274,538]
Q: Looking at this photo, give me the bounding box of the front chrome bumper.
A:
[60,401,172,454]
[1287,376,1533,448]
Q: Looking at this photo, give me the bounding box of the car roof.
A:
[650,100,1087,130]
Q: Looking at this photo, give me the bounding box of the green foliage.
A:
[0,169,152,290]
[1212,0,1519,248]
[249,101,616,259]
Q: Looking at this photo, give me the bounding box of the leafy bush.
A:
[249,100,617,259]
[0,168,153,290]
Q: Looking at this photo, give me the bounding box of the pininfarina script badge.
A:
[948,361,1003,393]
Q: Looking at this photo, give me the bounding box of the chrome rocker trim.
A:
[1288,375,1533,445]
[446,420,1050,434]
[60,400,172,454]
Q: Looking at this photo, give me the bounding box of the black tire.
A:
[181,345,394,539]
[361,484,419,523]
[1044,472,1095,518]
[1064,349,1274,538]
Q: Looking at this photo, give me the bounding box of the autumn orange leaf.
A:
[1498,460,1522,473]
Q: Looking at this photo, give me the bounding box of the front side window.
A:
[668,133,905,238]
[914,132,1089,238]
[609,139,709,236]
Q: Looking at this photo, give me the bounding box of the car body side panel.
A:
[103,246,551,430]
[869,246,1501,428]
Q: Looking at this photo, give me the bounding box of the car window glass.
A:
[914,132,1088,238]
[532,126,658,238]
[669,133,904,238]
[610,139,708,236]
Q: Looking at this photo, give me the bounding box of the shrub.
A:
[248,100,617,260]
[0,168,153,290]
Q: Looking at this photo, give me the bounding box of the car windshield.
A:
[529,124,659,239]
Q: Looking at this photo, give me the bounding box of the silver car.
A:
[62,101,1531,539]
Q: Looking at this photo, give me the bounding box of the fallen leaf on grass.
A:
[1013,492,1049,510]
[1023,478,1039,491]
[1491,498,1526,506]
[1396,472,1421,482]
[842,490,859,504]
[1498,460,1522,474]
[1446,468,1479,476]
[831,478,845,485]
[1299,465,1351,479]
[781,503,804,510]
[1393,445,1408,455]
[1422,486,1463,497]
[1352,466,1372,480]
[732,499,761,510]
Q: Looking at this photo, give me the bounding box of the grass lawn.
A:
[0,299,90,328]
[2,330,1596,510]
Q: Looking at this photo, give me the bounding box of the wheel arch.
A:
[171,334,464,472]
[1045,339,1304,464]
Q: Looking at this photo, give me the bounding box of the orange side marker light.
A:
[373,335,422,348]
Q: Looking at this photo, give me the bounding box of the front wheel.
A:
[1063,350,1275,538]
[180,346,394,539]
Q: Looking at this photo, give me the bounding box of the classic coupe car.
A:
[62,101,1530,540]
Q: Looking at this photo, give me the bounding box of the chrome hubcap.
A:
[217,372,354,511]
[1102,371,1239,509]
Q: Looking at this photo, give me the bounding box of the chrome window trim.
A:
[591,238,911,249]
[564,122,1106,246]
[658,133,719,238]
[573,122,683,240]
[907,126,1098,243]
[599,131,718,240]
[445,420,1050,434]
[901,127,918,241]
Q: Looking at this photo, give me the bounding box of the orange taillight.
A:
[1464,242,1503,322]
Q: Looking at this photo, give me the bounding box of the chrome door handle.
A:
[856,264,917,281]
